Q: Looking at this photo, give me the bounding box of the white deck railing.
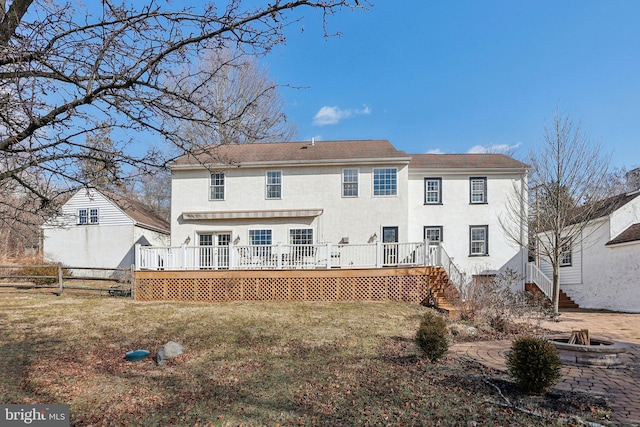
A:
[526,262,553,299]
[135,241,443,271]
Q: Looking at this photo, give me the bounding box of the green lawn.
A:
[0,292,608,426]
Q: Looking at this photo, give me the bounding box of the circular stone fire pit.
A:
[546,335,632,368]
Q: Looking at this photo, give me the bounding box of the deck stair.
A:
[525,282,579,309]
[424,267,460,316]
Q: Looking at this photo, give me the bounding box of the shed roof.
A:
[100,189,170,234]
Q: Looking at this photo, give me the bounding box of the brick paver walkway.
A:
[450,340,640,426]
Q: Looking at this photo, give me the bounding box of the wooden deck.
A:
[134,266,459,312]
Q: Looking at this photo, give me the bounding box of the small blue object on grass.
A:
[124,349,150,362]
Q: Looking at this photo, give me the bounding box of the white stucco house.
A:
[538,169,640,312]
[42,188,170,270]
[166,140,529,280]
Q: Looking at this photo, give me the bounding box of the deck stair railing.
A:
[136,240,442,271]
[525,262,553,300]
[437,243,464,292]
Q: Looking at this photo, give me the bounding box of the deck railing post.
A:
[229,242,235,270]
[276,243,283,269]
[376,241,383,268]
[134,243,141,270]
[326,243,332,269]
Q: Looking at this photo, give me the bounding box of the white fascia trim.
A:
[170,157,412,170]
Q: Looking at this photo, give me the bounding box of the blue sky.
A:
[261,1,640,169]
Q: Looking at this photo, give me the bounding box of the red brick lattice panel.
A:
[134,267,450,304]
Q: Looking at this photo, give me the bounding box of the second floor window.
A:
[342,169,359,197]
[470,177,487,204]
[373,168,397,196]
[210,172,225,200]
[424,178,442,204]
[266,171,282,199]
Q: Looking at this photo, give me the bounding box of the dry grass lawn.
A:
[0,291,610,426]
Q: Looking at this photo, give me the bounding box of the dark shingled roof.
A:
[172,140,409,166]
[100,189,170,234]
[606,223,640,246]
[570,192,640,225]
[409,153,529,170]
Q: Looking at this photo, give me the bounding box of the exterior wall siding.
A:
[171,164,410,247]
[408,171,527,276]
[559,218,640,312]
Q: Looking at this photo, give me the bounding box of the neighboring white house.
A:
[169,140,529,279]
[538,169,640,312]
[42,188,170,269]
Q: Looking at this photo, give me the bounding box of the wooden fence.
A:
[0,264,133,296]
[134,266,453,305]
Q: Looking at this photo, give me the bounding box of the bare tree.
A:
[500,110,611,314]
[0,0,364,231]
[172,48,297,148]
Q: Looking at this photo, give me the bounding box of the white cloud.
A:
[467,142,522,154]
[426,148,445,154]
[312,105,371,126]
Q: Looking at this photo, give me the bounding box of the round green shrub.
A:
[506,336,562,394]
[415,311,449,362]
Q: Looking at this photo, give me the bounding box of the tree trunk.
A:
[552,265,560,316]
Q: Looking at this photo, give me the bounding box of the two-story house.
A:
[168,140,529,278]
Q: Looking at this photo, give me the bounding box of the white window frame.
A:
[209,172,225,200]
[78,208,99,225]
[469,225,489,256]
[560,240,572,267]
[424,177,442,204]
[342,168,359,198]
[266,171,282,199]
[249,229,272,257]
[372,167,397,197]
[470,177,487,204]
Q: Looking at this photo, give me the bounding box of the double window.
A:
[210,172,225,200]
[469,225,489,256]
[78,208,99,225]
[266,171,282,199]
[373,168,397,196]
[342,169,359,197]
[424,178,442,204]
[470,177,487,204]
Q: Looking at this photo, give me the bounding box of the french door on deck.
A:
[198,232,231,269]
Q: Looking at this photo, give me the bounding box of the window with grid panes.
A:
[373,168,397,196]
[424,178,442,204]
[210,172,225,200]
[266,171,281,199]
[342,169,359,197]
[469,225,488,256]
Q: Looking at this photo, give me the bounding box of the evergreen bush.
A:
[415,311,449,362]
[506,336,562,394]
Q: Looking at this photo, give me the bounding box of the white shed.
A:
[42,188,170,269]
